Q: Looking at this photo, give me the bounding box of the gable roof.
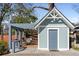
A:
[34,6,75,29]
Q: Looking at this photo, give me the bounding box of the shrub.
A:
[0,40,9,55]
[24,29,32,38]
[72,44,79,51]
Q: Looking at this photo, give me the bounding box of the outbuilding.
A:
[6,4,75,53]
[34,6,75,51]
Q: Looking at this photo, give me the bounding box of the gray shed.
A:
[7,4,75,52]
[34,6,75,51]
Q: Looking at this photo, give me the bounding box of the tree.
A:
[11,3,37,23]
[0,3,38,40]
[32,3,54,11]
[0,3,12,40]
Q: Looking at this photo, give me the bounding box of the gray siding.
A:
[39,27,69,49]
[39,27,47,48]
[59,28,68,48]
[38,18,69,50]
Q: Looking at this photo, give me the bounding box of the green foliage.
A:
[0,4,12,40]
[0,40,9,55]
[11,4,37,23]
[0,3,37,40]
[73,47,79,51]
[0,25,3,34]
[0,41,5,46]
[0,40,8,48]
[12,29,16,35]
[24,29,32,37]
[72,44,79,51]
[0,4,12,22]
[12,15,37,23]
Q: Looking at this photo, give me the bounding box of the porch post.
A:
[20,30,22,44]
[8,24,12,49]
[8,14,13,50]
[21,30,22,39]
[18,30,21,40]
[22,31,25,38]
[15,29,18,40]
[18,30,21,48]
[20,30,23,47]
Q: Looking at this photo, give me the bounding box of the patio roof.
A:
[11,23,35,29]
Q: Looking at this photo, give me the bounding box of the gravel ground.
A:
[3,48,79,56]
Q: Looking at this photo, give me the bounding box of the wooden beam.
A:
[50,14,53,17]
[15,29,18,40]
[55,13,59,17]
[46,17,62,19]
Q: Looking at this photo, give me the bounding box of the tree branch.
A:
[32,6,49,11]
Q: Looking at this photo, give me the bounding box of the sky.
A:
[2,3,79,24]
[33,3,79,24]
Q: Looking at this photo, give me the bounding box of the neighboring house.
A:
[73,26,79,46]
[34,6,75,51]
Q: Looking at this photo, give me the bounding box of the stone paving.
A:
[3,48,79,56]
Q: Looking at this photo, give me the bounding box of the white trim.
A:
[50,13,53,17]
[47,28,59,50]
[58,48,69,51]
[34,7,75,29]
[47,28,49,50]
[35,7,55,29]
[67,28,69,50]
[38,27,40,49]
[38,27,49,50]
[54,7,75,29]
[58,28,59,50]
[56,13,59,17]
[47,28,69,51]
[38,27,69,51]
[38,24,67,28]
[58,28,69,51]
[46,17,62,19]
[38,48,49,51]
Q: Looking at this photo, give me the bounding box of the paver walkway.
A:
[3,48,79,56]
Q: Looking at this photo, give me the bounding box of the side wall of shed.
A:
[38,18,69,50]
[38,26,69,50]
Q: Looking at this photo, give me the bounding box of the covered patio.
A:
[7,23,37,53]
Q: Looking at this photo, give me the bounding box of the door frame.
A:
[47,28,59,50]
